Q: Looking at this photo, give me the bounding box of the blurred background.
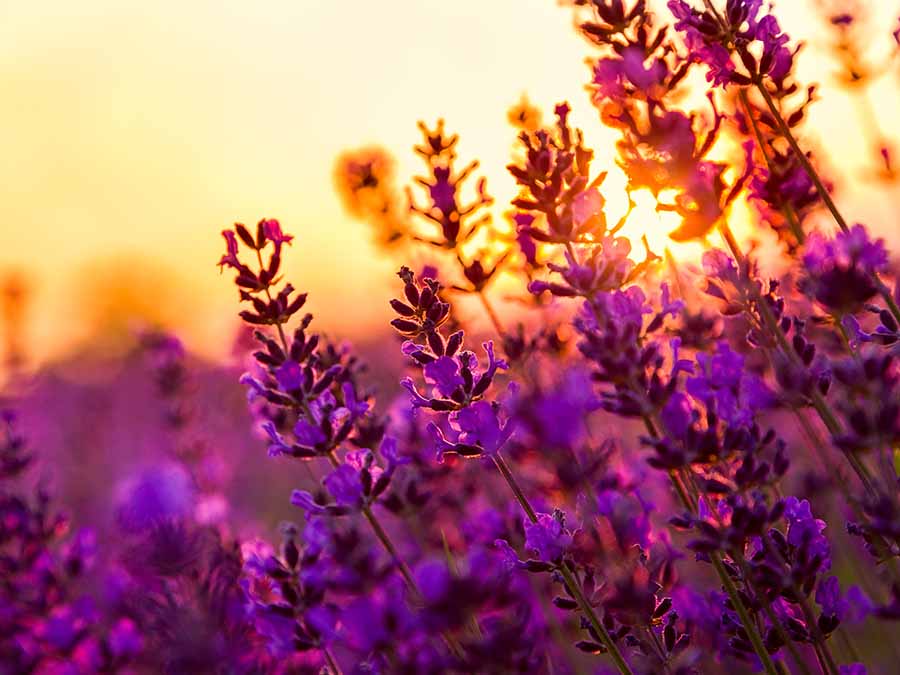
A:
[3,0,900,376]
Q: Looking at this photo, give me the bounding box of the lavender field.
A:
[4,1,900,673]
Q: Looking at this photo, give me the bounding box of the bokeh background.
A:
[3,0,900,373]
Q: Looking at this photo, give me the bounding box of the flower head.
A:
[524,511,573,563]
[801,224,888,312]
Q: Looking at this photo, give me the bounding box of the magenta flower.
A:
[401,340,507,411]
[423,356,465,398]
[429,400,514,462]
[452,401,514,455]
[524,512,573,563]
[668,0,796,87]
[801,224,888,312]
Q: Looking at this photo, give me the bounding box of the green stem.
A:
[640,410,780,675]
[752,81,900,325]
[758,539,840,675]
[322,454,418,591]
[752,82,848,234]
[492,453,538,522]
[679,469,794,675]
[645,626,672,674]
[491,454,635,675]
[741,569,816,675]
[559,563,636,675]
[883,290,900,325]
[737,88,805,245]
[834,315,856,357]
[717,221,879,497]
[323,458,468,660]
[711,555,781,675]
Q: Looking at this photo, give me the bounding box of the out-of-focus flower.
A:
[334,146,408,247]
[801,224,888,313]
[668,1,797,89]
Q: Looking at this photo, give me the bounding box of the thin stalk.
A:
[558,563,635,675]
[324,452,417,588]
[716,221,879,496]
[492,453,539,522]
[477,289,505,337]
[324,451,467,659]
[646,627,673,674]
[491,454,635,675]
[701,0,726,25]
[792,408,853,504]
[640,412,779,675]
[688,475,800,675]
[834,316,857,358]
[752,82,848,234]
[760,602,816,675]
[758,539,840,675]
[752,81,900,324]
[835,626,861,664]
[364,507,418,591]
[879,445,899,497]
[737,88,805,245]
[323,647,343,675]
[740,571,816,675]
[692,466,807,673]
[711,555,780,675]
[883,291,900,325]
[811,644,830,675]
[442,531,485,640]
[665,247,690,300]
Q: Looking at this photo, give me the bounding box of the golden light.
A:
[602,174,706,262]
[3,0,899,368]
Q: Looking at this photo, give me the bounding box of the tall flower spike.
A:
[408,120,493,249]
[219,219,307,326]
[800,224,889,314]
[668,1,797,89]
[508,102,606,245]
[389,266,451,340]
[389,264,637,675]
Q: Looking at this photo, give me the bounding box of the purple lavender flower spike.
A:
[801,224,888,313]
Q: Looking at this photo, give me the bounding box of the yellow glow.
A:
[2,0,899,367]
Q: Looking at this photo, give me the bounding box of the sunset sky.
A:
[3,0,900,369]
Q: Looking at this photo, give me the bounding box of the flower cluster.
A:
[668,0,796,88]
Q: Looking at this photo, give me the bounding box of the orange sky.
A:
[3,0,900,369]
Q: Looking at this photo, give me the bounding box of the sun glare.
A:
[598,171,705,262]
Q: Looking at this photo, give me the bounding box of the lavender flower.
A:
[523,510,574,563]
[800,224,889,313]
[668,1,797,88]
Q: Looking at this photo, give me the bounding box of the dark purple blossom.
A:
[668,0,797,88]
[801,224,889,313]
[524,511,574,563]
